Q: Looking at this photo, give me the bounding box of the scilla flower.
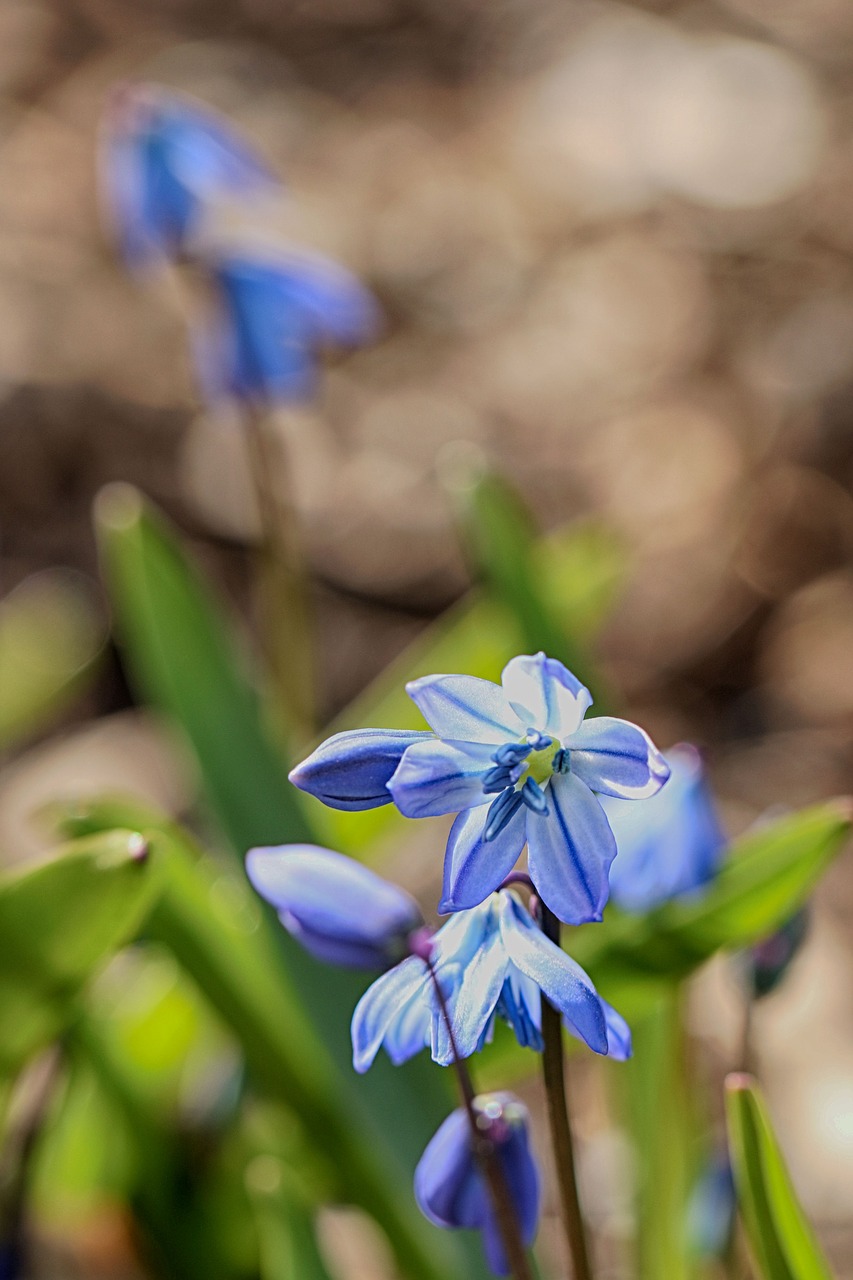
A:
[195,249,380,404]
[245,844,422,970]
[351,887,631,1072]
[291,653,669,924]
[415,1094,540,1277]
[101,82,278,270]
[602,745,726,913]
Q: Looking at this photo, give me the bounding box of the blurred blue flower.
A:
[245,844,422,970]
[686,1152,736,1259]
[101,82,278,269]
[415,1093,540,1277]
[603,744,726,913]
[290,652,669,924]
[195,250,380,404]
[351,888,630,1072]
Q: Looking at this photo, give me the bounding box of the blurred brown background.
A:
[4,0,853,1273]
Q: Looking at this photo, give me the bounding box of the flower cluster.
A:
[100,82,377,404]
[245,651,710,1273]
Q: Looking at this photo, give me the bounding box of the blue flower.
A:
[686,1152,736,1259]
[195,249,380,405]
[415,1093,540,1277]
[245,844,422,970]
[290,653,669,924]
[289,728,434,812]
[603,744,726,913]
[351,888,630,1072]
[101,82,278,269]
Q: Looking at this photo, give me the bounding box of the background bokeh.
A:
[4,0,853,1274]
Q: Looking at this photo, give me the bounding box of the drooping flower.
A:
[415,1094,540,1277]
[195,249,380,405]
[245,844,422,970]
[100,82,278,270]
[351,887,631,1072]
[602,744,726,913]
[290,652,669,924]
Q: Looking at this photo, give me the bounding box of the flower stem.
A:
[424,959,534,1280]
[243,405,315,741]
[539,904,594,1280]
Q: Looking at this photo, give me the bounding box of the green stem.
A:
[539,905,594,1280]
[243,406,315,742]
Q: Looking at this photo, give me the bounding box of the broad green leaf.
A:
[725,1074,834,1280]
[0,570,105,750]
[95,483,312,853]
[0,830,160,1073]
[572,801,852,1008]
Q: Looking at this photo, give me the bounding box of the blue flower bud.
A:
[245,845,422,970]
[737,907,809,1000]
[288,728,433,811]
[414,1094,540,1277]
[100,82,278,270]
[195,249,380,405]
[603,744,726,913]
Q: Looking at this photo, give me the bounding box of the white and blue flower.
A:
[351,888,631,1073]
[101,82,278,270]
[291,652,669,924]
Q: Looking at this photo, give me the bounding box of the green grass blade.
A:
[725,1074,834,1280]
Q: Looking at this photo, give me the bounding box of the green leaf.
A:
[0,570,105,751]
[95,483,312,853]
[725,1073,834,1280]
[0,830,160,1073]
[449,467,576,663]
[246,1155,337,1280]
[572,801,852,1008]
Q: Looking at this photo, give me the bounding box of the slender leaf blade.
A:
[725,1073,834,1280]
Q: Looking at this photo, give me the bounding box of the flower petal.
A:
[387,739,495,819]
[566,717,670,800]
[288,728,432,811]
[499,896,607,1054]
[245,844,421,969]
[433,923,509,1063]
[501,653,593,740]
[414,1109,484,1230]
[351,956,428,1073]
[526,771,616,924]
[406,674,522,744]
[599,998,632,1061]
[439,804,527,914]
